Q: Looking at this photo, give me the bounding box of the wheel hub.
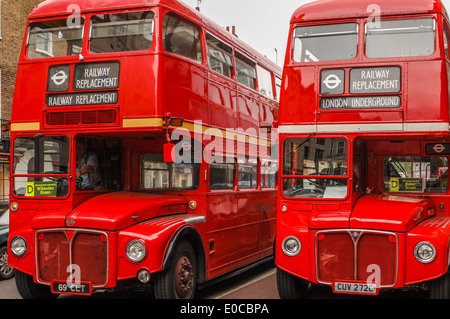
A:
[0,249,13,277]
[175,256,194,298]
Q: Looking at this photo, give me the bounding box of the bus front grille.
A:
[36,230,108,287]
[315,230,398,287]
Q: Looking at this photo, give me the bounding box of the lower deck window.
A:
[141,154,199,190]
[210,163,235,190]
[384,156,448,193]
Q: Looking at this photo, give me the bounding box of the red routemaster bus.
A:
[276,0,450,298]
[8,0,281,299]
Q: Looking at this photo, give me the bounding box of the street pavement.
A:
[0,260,430,300]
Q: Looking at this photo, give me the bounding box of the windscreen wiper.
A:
[287,133,315,156]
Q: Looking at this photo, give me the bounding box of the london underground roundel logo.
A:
[324,74,342,90]
[51,70,68,86]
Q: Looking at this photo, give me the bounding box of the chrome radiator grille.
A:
[36,229,109,287]
[315,230,398,287]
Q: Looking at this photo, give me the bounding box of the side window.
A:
[206,33,233,78]
[141,154,199,190]
[256,65,274,99]
[163,14,203,62]
[235,51,256,89]
[275,77,282,101]
[141,154,170,189]
[210,162,235,190]
[444,26,450,61]
[238,158,257,189]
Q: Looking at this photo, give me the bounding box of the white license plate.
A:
[51,280,92,295]
[333,281,378,295]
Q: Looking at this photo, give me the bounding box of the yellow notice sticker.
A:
[26,182,57,197]
[390,178,400,192]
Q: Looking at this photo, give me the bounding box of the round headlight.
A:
[10,236,27,257]
[126,240,146,263]
[282,236,301,257]
[414,241,436,264]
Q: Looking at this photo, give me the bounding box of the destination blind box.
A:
[46,62,120,107]
[320,66,401,110]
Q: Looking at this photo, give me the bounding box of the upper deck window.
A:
[90,11,154,53]
[163,14,203,62]
[235,51,256,89]
[206,33,233,78]
[366,18,435,58]
[256,65,274,99]
[27,18,84,59]
[293,23,358,63]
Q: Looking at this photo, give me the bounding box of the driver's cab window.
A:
[383,156,448,193]
[75,137,121,191]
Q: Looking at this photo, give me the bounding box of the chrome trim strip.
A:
[279,123,450,134]
[144,214,206,226]
[421,216,450,228]
[315,229,398,288]
[35,228,109,288]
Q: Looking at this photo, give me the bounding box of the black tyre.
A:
[430,272,450,299]
[15,270,58,299]
[154,241,197,299]
[0,246,14,280]
[276,267,309,299]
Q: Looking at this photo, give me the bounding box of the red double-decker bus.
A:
[8,0,281,299]
[276,0,450,298]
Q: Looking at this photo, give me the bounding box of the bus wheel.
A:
[430,272,450,299]
[276,267,309,299]
[15,271,58,299]
[154,241,197,299]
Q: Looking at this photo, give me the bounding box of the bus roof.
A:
[28,0,280,73]
[291,0,449,23]
[29,0,195,19]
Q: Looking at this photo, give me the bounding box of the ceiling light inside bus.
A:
[126,240,146,263]
[414,242,436,264]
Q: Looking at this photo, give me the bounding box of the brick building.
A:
[1,0,44,119]
[0,0,44,203]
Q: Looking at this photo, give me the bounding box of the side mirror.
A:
[169,117,184,127]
